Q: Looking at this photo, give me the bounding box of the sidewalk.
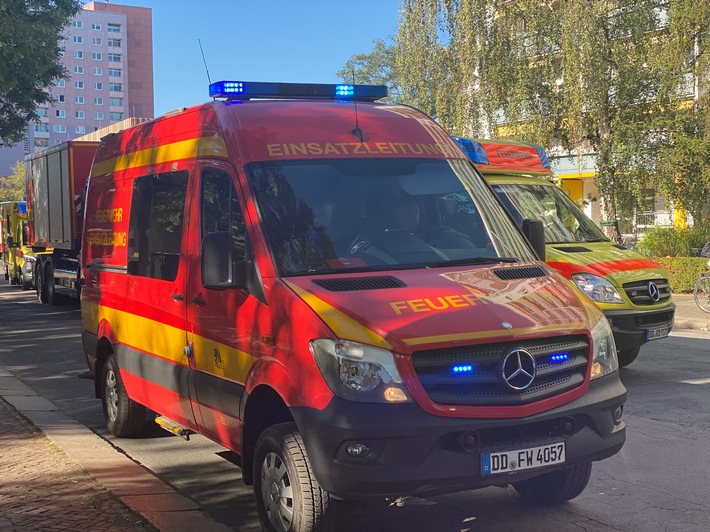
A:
[0,295,707,531]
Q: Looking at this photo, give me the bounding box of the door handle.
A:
[171,293,185,301]
[192,297,207,307]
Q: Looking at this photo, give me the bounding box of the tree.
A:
[0,161,26,201]
[337,38,402,103]
[0,0,82,146]
[396,1,709,227]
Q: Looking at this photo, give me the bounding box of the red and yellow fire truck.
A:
[453,137,675,367]
[81,81,626,532]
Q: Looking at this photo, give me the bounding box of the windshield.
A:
[247,158,536,276]
[492,182,608,244]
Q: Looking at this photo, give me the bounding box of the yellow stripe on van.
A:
[92,136,228,175]
[285,281,393,350]
[403,322,585,347]
[124,312,188,363]
[190,334,255,383]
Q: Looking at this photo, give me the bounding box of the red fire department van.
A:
[81,81,626,532]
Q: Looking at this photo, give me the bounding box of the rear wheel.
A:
[512,461,592,504]
[254,423,336,532]
[36,264,47,303]
[617,345,641,367]
[102,353,146,437]
[694,276,710,313]
[45,263,56,305]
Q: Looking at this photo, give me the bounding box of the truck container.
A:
[25,140,100,303]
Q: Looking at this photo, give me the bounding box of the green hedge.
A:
[652,257,708,293]
[636,226,710,258]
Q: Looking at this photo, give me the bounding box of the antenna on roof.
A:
[198,39,212,87]
[351,70,364,142]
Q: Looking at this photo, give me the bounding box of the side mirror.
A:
[522,218,546,261]
[202,231,234,288]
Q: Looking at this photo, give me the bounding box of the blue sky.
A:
[101,1,400,116]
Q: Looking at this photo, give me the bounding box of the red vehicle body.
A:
[81,81,625,532]
[25,140,100,303]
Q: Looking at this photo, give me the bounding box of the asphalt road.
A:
[1,279,710,532]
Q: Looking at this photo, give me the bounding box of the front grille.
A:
[411,336,589,406]
[623,279,671,305]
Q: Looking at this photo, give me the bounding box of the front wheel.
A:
[694,276,710,313]
[617,345,641,367]
[512,461,592,504]
[102,353,146,437]
[254,423,336,532]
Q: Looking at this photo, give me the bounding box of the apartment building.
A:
[0,2,153,178]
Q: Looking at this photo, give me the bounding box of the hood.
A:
[285,263,596,353]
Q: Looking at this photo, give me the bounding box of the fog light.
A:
[459,431,479,453]
[612,405,624,424]
[559,416,577,437]
[346,443,372,458]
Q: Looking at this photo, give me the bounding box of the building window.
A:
[93,52,102,61]
[74,66,84,74]
[107,23,121,33]
[76,111,85,119]
[92,23,101,30]
[108,53,122,62]
[72,20,82,28]
[75,96,85,104]
[55,79,65,87]
[108,38,121,47]
[109,97,123,106]
[56,109,66,118]
[108,68,122,77]
[73,36,83,44]
[35,124,49,133]
[74,51,83,59]
[34,138,49,148]
[76,126,86,134]
[36,108,48,117]
[95,112,104,120]
[93,82,103,90]
[54,125,66,133]
[110,112,123,121]
[55,94,65,102]
[108,83,122,92]
[92,37,102,45]
[75,81,84,89]
[94,97,103,105]
[93,67,102,75]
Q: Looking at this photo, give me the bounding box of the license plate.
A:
[481,442,565,476]
[646,326,669,341]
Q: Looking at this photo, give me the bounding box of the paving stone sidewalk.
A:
[0,396,156,532]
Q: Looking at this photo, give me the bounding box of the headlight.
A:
[590,316,619,379]
[571,273,624,304]
[310,339,411,403]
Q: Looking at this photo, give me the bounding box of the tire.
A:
[45,262,56,305]
[254,423,335,532]
[617,345,641,367]
[36,264,47,303]
[21,272,32,290]
[513,461,592,504]
[102,353,146,437]
[694,276,710,313]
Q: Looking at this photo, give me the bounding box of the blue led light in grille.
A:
[452,364,474,374]
[550,353,570,363]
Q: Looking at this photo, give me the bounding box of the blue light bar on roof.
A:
[209,80,388,101]
[451,136,489,165]
[528,143,551,169]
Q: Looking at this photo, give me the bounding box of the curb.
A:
[674,318,710,332]
[0,367,231,532]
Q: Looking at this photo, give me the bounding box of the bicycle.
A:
[694,242,710,313]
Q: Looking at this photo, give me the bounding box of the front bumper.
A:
[604,303,675,352]
[291,374,626,499]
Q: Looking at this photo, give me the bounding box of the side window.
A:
[200,168,247,274]
[127,171,188,281]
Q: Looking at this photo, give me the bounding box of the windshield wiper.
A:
[427,256,518,268]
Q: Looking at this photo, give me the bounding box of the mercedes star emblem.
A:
[648,281,660,302]
[501,348,536,390]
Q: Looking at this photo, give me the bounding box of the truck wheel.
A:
[254,423,335,532]
[512,461,592,504]
[36,265,47,303]
[102,353,146,437]
[617,345,641,368]
[45,263,56,305]
[21,272,32,291]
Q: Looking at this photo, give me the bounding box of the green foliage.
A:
[337,39,401,103]
[652,256,709,293]
[0,0,82,146]
[636,226,710,258]
[0,161,26,201]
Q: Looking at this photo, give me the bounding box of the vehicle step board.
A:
[155,416,193,441]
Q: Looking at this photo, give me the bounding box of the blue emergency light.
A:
[452,364,474,374]
[451,137,489,165]
[209,80,388,101]
[528,143,551,169]
[549,353,570,364]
